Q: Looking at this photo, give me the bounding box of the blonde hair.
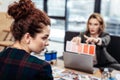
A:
[86,13,105,34]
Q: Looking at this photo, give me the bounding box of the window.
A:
[33,0,97,42]
[101,0,120,36]
[47,0,66,42]
[50,19,65,42]
[33,0,43,10]
[67,0,95,32]
[47,0,65,17]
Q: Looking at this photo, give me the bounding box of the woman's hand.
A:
[71,36,81,45]
[84,35,101,45]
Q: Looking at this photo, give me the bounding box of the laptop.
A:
[63,51,98,74]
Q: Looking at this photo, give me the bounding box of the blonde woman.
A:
[72,13,120,71]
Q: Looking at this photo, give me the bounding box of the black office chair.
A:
[58,31,79,60]
[107,35,120,63]
[64,31,80,51]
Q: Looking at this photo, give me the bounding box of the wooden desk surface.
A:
[52,59,101,78]
[52,59,120,79]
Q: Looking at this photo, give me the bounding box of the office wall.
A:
[0,0,18,12]
[0,12,13,32]
[110,0,120,18]
[0,0,15,31]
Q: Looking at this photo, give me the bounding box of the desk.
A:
[35,54,120,79]
[52,59,120,80]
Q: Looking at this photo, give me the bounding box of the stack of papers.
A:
[52,66,100,80]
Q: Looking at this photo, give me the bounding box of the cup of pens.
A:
[45,50,57,65]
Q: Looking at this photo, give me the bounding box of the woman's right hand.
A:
[71,36,81,45]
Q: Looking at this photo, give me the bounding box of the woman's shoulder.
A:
[0,47,27,55]
[102,32,109,34]
[3,47,49,66]
[28,54,49,65]
[100,32,110,36]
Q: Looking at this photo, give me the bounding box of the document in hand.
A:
[66,41,96,56]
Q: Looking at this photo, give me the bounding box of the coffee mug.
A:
[45,50,57,61]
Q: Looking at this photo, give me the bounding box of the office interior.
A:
[0,0,120,79]
[1,0,120,54]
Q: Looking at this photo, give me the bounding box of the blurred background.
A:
[0,0,120,57]
[0,0,120,42]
